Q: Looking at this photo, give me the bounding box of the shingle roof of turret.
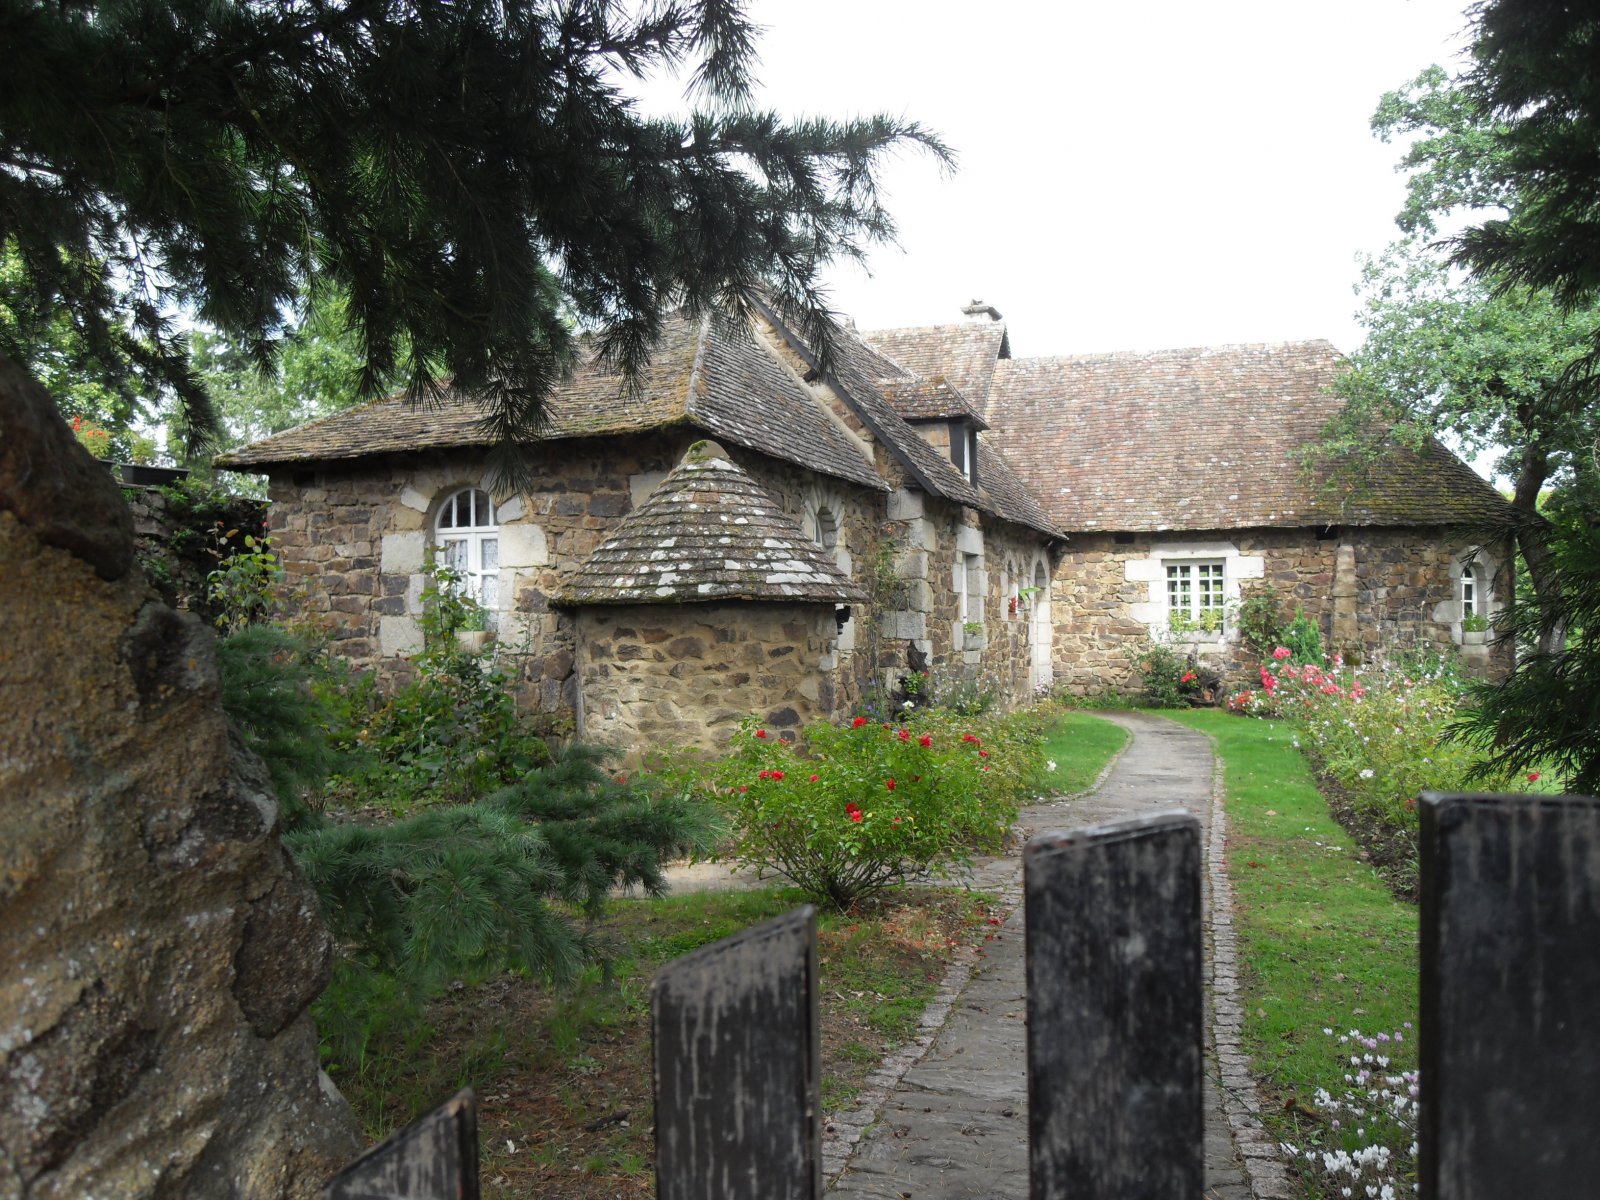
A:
[555,440,867,606]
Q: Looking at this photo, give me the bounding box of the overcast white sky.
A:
[654,0,1475,358]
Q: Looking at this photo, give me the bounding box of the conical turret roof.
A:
[555,440,867,606]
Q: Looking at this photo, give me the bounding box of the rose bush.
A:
[715,712,1034,908]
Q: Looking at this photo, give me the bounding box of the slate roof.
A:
[555,440,867,606]
[982,341,1511,532]
[216,315,886,493]
[862,320,1010,409]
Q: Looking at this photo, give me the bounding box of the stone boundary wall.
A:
[121,483,268,624]
[1053,526,1513,696]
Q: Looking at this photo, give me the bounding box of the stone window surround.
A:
[952,524,985,661]
[377,474,544,657]
[1126,540,1265,644]
[433,486,501,621]
[1442,546,1501,643]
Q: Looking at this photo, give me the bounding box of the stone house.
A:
[220,298,1514,742]
[217,302,1062,749]
[862,315,1514,693]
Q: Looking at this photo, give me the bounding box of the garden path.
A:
[818,711,1289,1200]
[651,712,1291,1198]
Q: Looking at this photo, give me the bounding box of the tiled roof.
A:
[757,303,1060,538]
[215,315,885,493]
[984,341,1511,532]
[554,440,867,606]
[861,320,1010,409]
[877,377,989,427]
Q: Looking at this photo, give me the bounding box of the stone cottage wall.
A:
[264,434,697,718]
[574,603,839,752]
[874,487,1055,710]
[1051,526,1513,696]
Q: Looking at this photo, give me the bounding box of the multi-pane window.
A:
[435,488,499,620]
[1166,561,1224,632]
[1461,565,1478,617]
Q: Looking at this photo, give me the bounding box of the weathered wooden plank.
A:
[651,905,820,1200]
[322,1087,478,1200]
[1419,791,1600,1200]
[1025,810,1204,1200]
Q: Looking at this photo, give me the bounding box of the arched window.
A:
[808,506,839,553]
[434,487,500,616]
[1461,564,1478,618]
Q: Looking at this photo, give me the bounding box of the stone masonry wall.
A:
[260,423,1056,742]
[875,487,1054,711]
[1052,526,1513,696]
[575,603,839,752]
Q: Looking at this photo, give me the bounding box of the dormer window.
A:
[948,420,979,486]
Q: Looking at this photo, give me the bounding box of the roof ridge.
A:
[998,338,1344,366]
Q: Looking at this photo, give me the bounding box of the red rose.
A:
[770,770,784,781]
[918,734,932,748]
[885,778,896,790]
[755,728,767,738]
[852,716,868,728]
[1528,770,1541,782]
[808,774,819,783]
[898,728,910,742]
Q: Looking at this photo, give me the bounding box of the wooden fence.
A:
[323,790,1599,1199]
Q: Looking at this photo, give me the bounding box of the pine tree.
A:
[0,0,950,481]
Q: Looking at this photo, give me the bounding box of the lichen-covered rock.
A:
[0,358,362,1198]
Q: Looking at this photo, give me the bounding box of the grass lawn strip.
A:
[1041,710,1130,794]
[1167,711,1418,1198]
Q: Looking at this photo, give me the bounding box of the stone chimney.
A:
[961,299,1003,322]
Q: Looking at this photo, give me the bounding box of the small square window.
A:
[1166,560,1225,634]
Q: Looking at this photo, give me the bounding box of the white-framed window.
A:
[1166,560,1225,633]
[434,487,500,619]
[1461,564,1478,618]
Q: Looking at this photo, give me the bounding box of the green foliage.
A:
[1231,657,1524,829]
[206,534,283,633]
[215,624,345,833]
[1234,583,1287,659]
[1452,510,1600,794]
[1167,608,1223,635]
[324,564,550,811]
[1279,607,1324,666]
[1,0,948,478]
[1126,639,1189,708]
[295,744,711,1058]
[713,714,1028,908]
[1461,610,1490,633]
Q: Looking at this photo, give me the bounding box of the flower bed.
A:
[1227,651,1524,829]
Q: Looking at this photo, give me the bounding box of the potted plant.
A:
[962,620,985,651]
[1461,611,1490,645]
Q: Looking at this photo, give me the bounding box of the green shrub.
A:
[1127,639,1188,707]
[1279,607,1324,666]
[1234,582,1287,659]
[290,742,712,995]
[714,715,1021,908]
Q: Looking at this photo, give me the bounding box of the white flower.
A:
[1047,760,1057,772]
[1359,768,1375,779]
[901,700,915,710]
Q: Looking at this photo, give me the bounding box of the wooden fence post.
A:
[651,905,821,1200]
[1419,791,1600,1200]
[1025,810,1204,1200]
[322,1087,478,1200]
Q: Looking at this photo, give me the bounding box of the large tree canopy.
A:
[1453,0,1600,312]
[0,0,949,482]
[1343,7,1600,791]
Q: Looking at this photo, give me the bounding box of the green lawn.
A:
[1165,711,1418,1111]
[1041,710,1130,793]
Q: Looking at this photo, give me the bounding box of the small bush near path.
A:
[713,710,1045,909]
[326,886,1003,1200]
[1167,711,1419,1200]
